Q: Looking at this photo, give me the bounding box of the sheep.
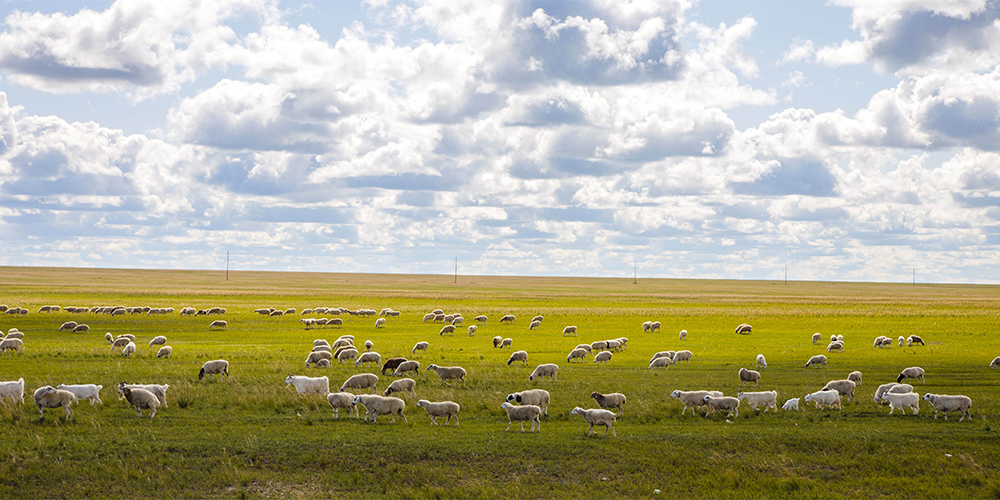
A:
[605,339,622,352]
[673,350,692,365]
[313,345,331,353]
[879,337,893,348]
[439,325,456,336]
[115,334,136,342]
[922,393,972,421]
[873,382,900,403]
[340,373,379,393]
[591,340,607,351]
[649,356,674,370]
[427,364,467,387]
[72,324,90,333]
[381,357,407,375]
[149,336,167,348]
[0,338,23,353]
[326,392,359,419]
[433,314,445,323]
[529,320,541,330]
[881,391,920,415]
[907,335,925,346]
[738,368,761,387]
[830,334,838,343]
[315,359,331,368]
[679,329,687,340]
[735,324,752,335]
[354,351,382,367]
[199,359,230,380]
[500,338,512,348]
[991,356,1000,369]
[827,341,844,353]
[896,366,925,384]
[507,350,528,366]
[331,338,354,350]
[121,341,136,357]
[374,318,386,328]
[3,330,22,339]
[59,321,78,331]
[305,351,333,368]
[209,320,227,330]
[468,325,478,336]
[444,314,456,324]
[590,392,626,416]
[737,390,778,412]
[650,351,675,363]
[848,371,862,386]
[422,313,435,323]
[492,336,502,348]
[285,375,330,396]
[804,389,842,410]
[531,315,544,323]
[500,314,516,324]
[670,390,723,416]
[393,360,420,377]
[756,354,767,369]
[505,389,550,416]
[417,400,460,426]
[812,332,821,344]
[118,382,169,407]
[821,379,857,402]
[702,395,740,418]
[452,317,463,327]
[567,348,588,363]
[528,363,558,382]
[336,348,359,364]
[782,398,800,411]
[475,315,488,324]
[898,336,905,347]
[570,407,617,437]
[412,341,429,354]
[500,402,541,432]
[314,339,330,347]
[384,378,416,397]
[562,325,577,336]
[364,340,373,351]
[354,394,407,423]
[33,386,76,420]
[805,355,827,368]
[328,318,343,327]
[0,378,25,403]
[110,337,130,351]
[301,318,317,329]
[836,334,844,343]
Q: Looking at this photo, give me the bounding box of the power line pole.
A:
[454,257,458,284]
[633,260,637,284]
[784,263,787,285]
[913,267,915,286]
[226,251,230,281]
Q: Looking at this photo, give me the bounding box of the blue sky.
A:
[0,0,998,282]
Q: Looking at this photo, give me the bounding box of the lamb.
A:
[528,363,558,381]
[118,382,169,407]
[881,391,920,415]
[412,341,429,354]
[506,389,550,416]
[354,351,382,367]
[830,334,838,343]
[305,351,333,368]
[594,351,613,364]
[0,378,25,403]
[0,338,23,353]
[353,394,407,423]
[59,321,78,331]
[590,392,626,416]
[417,400,460,426]
[812,332,821,344]
[110,337,131,351]
[427,364,467,387]
[898,336,905,347]
[393,360,420,377]
[756,354,767,369]
[121,341,136,357]
[804,389,841,410]
[821,379,857,402]
[782,398,799,411]
[199,359,230,380]
[738,368,761,387]
[340,373,379,393]
[507,350,528,366]
[670,390,723,416]
[384,378,416,397]
[991,356,1000,369]
[848,371,862,386]
[381,357,407,375]
[34,386,76,420]
[72,324,90,333]
[805,355,827,368]
[149,336,167,348]
[896,366,925,384]
[736,390,778,412]
[649,356,674,370]
[567,348,588,363]
[529,320,541,330]
[475,315,488,324]
[649,321,661,332]
[827,341,844,353]
[315,359,331,368]
[209,320,228,330]
[500,402,541,432]
[374,318,386,328]
[562,325,577,336]
[336,348,359,364]
[679,330,687,340]
[56,384,103,405]
[468,325,477,336]
[907,335,925,346]
[922,393,972,421]
[285,375,330,396]
[879,337,893,348]
[326,392,359,419]
[673,350,692,365]
[452,317,464,327]
[735,324,752,335]
[500,338,513,348]
[364,340,373,351]
[702,395,740,418]
[492,336,502,348]
[570,407,617,437]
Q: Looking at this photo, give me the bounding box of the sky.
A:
[0,0,999,283]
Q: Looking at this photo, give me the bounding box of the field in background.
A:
[1,267,999,499]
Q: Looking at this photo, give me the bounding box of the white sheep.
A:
[804,389,841,409]
[782,398,799,411]
[500,402,541,432]
[812,332,821,344]
[649,356,674,370]
[591,340,607,351]
[331,338,354,350]
[468,325,477,336]
[412,341,429,354]
[881,392,920,415]
[897,366,925,384]
[353,394,407,423]
[735,324,752,335]
[922,393,972,421]
[650,321,661,332]
[439,325,456,336]
[562,325,578,336]
[209,320,227,330]
[570,407,617,437]
[326,392,359,419]
[737,390,778,412]
[59,321,78,331]
[110,337,130,351]
[821,379,857,402]
[642,321,652,332]
[805,355,827,368]
[590,392,626,416]
[0,378,25,403]
[475,315,488,324]
[507,350,528,366]
[122,341,136,357]
[529,320,541,330]
[670,390,723,416]
[567,348,588,363]
[384,378,416,397]
[314,339,330,347]
[650,351,675,363]
[528,363,558,382]
[908,335,925,346]
[594,351,613,364]
[354,351,382,367]
[422,313,435,323]
[417,400,460,426]
[336,348,359,364]
[0,337,23,353]
[991,356,1000,369]
[149,336,167,348]
[156,346,172,358]
[830,334,837,343]
[673,350,692,365]
[756,354,767,369]
[285,375,329,396]
[118,382,169,407]
[56,384,102,405]
[847,371,862,386]
[393,360,420,377]
[506,389,550,416]
[738,368,761,387]
[315,359,331,368]
[898,336,905,347]
[34,386,76,420]
[341,373,379,393]
[679,330,687,340]
[702,395,740,418]
[827,341,844,353]
[72,324,89,333]
[199,359,230,380]
[119,386,160,418]
[305,351,333,368]
[836,334,844,343]
[500,314,516,324]
[104,332,113,344]
[427,364,467,387]
[374,318,386,328]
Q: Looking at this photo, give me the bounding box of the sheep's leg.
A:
[399,411,407,423]
[519,421,526,432]
[38,407,44,420]
[453,415,459,426]
[429,416,437,425]
[506,421,512,431]
[601,424,609,437]
[149,407,156,418]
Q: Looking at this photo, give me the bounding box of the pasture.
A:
[1,267,999,499]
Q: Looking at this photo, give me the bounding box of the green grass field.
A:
[1,267,999,499]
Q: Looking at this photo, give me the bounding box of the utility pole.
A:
[913,267,915,286]
[633,260,637,285]
[784,263,787,285]
[226,251,230,281]
[454,257,458,284]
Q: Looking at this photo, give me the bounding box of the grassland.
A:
[1,267,999,499]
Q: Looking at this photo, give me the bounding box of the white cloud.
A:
[779,38,815,64]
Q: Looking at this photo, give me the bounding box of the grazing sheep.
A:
[649,356,674,370]
[679,330,687,340]
[422,313,435,323]
[314,339,330,347]
[531,315,544,323]
[117,383,169,407]
[848,371,862,386]
[991,356,1000,369]
[374,318,386,328]
[110,338,130,352]
[119,386,160,418]
[354,351,382,367]
[827,341,844,353]
[439,325,456,336]
[570,407,617,437]
[492,336,502,348]
[500,402,541,432]
[443,314,455,324]
[315,359,331,368]
[452,317,463,327]
[756,354,767,369]
[364,339,373,351]
[199,359,230,380]
[879,337,893,348]
[735,324,752,335]
[500,338,513,348]
[588,350,610,364]
[830,334,838,343]
[313,345,331,353]
[898,336,906,347]
[381,357,407,375]
[209,320,227,330]
[907,335,925,346]
[567,348,589,363]
[72,324,90,333]
[121,341,136,357]
[33,386,76,420]
[301,318,317,329]
[605,339,622,352]
[821,379,857,402]
[673,350,692,365]
[922,393,972,421]
[737,390,778,412]
[104,333,114,344]
[427,364,467,387]
[340,373,379,393]
[328,318,343,327]
[507,350,528,366]
[506,389,550,416]
[590,392,626,416]
[384,378,416,397]
[529,320,541,330]
[393,360,420,377]
[0,338,23,353]
[417,400,460,426]
[804,389,842,410]
[117,334,136,342]
[326,392,359,419]
[702,395,740,418]
[3,330,22,339]
[149,336,167,348]
[433,314,445,323]
[562,325,577,336]
[59,321,78,331]
[650,351,675,363]
[468,325,477,336]
[670,390,723,416]
[805,355,827,368]
[354,394,407,423]
[812,332,822,344]
[873,336,887,348]
[0,378,25,403]
[500,314,516,324]
[305,351,333,368]
[590,340,607,351]
[782,398,800,411]
[897,366,925,384]
[475,315,488,324]
[873,382,901,403]
[738,368,761,387]
[528,363,558,382]
[575,344,593,352]
[412,341,429,354]
[837,334,844,343]
[336,348,359,364]
[881,392,920,415]
[285,375,329,396]
[331,338,354,350]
